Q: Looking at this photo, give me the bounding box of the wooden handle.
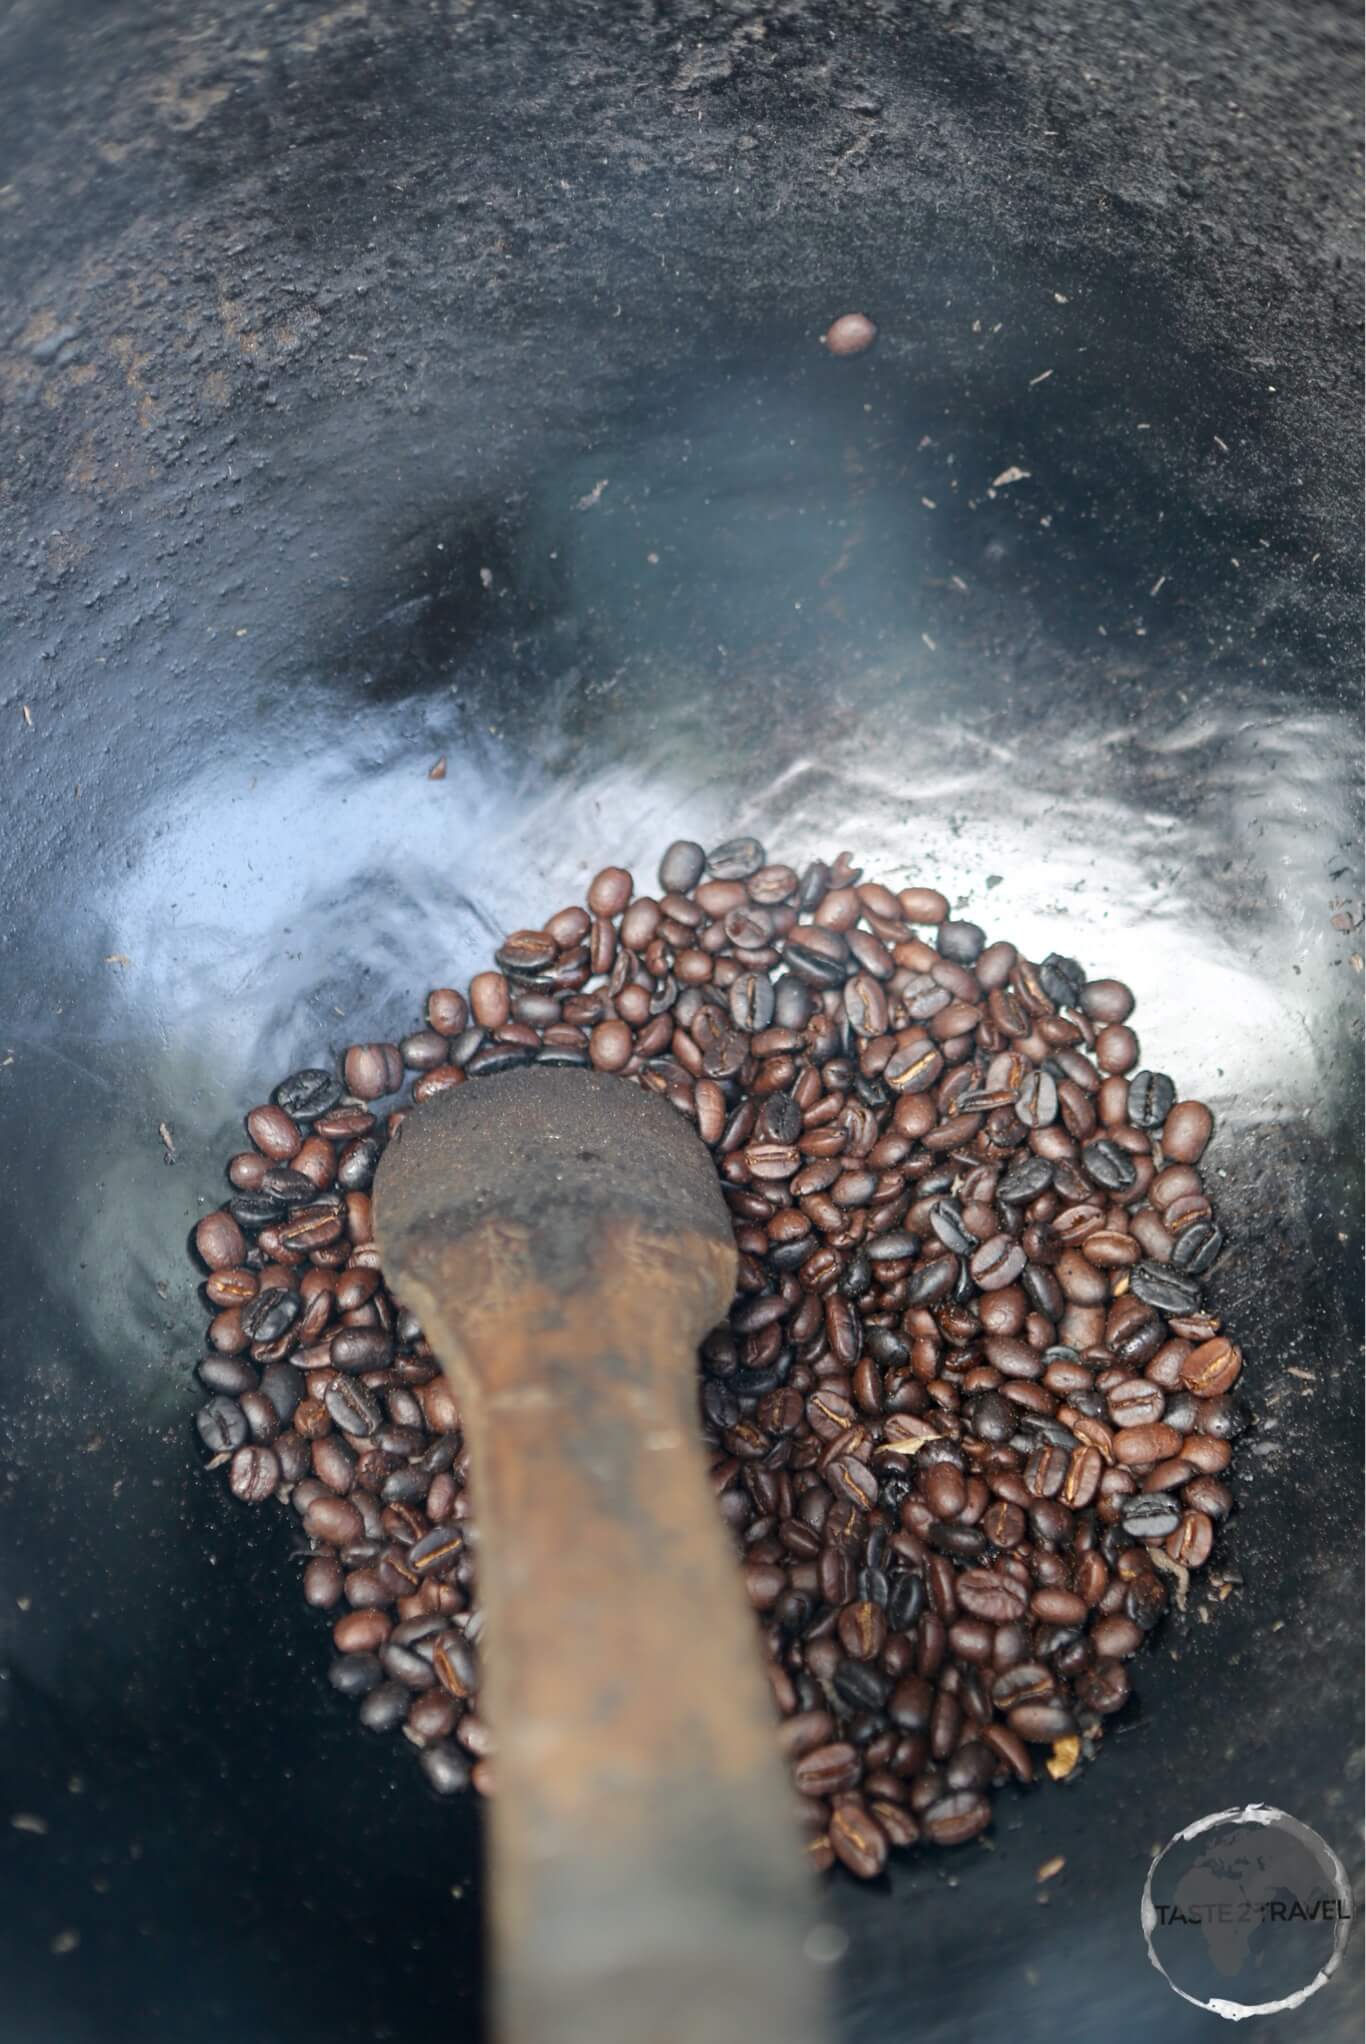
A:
[390,1212,828,2044]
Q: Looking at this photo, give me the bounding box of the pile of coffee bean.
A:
[192,840,1243,1878]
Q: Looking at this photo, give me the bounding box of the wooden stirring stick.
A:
[374,1066,829,2044]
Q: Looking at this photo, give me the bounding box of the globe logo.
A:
[1141,1806,1355,2019]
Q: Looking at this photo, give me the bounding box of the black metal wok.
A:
[1,4,1361,2041]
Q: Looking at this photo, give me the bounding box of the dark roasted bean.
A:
[730,970,776,1033]
[923,1791,992,1846]
[833,1660,891,1712]
[937,921,985,965]
[274,1069,344,1121]
[196,1397,248,1454]
[242,1287,301,1344]
[381,1642,437,1691]
[330,1327,394,1374]
[956,1568,1028,1623]
[227,1192,285,1231]
[997,1155,1053,1204]
[1081,1140,1137,1192]
[329,1653,383,1699]
[707,836,766,881]
[1007,1698,1077,1743]
[357,1682,409,1733]
[324,1379,382,1437]
[829,1798,888,1878]
[1014,1070,1058,1129]
[418,1743,472,1795]
[1129,1261,1203,1315]
[1171,1219,1225,1274]
[228,1445,279,1503]
[258,1166,318,1206]
[656,839,704,892]
[1127,1070,1175,1129]
[1120,1493,1182,1540]
[198,1356,259,1397]
[794,1742,862,1796]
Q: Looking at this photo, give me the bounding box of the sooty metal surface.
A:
[0,4,1361,2044]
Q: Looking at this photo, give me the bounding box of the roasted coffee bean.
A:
[330,1327,394,1374]
[1182,1474,1232,1520]
[828,1457,878,1512]
[1129,1262,1203,1315]
[196,1397,248,1454]
[730,970,776,1033]
[829,1799,888,1879]
[303,1556,345,1609]
[337,1138,382,1191]
[205,1267,260,1308]
[404,1690,461,1748]
[1107,1379,1166,1428]
[835,1600,885,1662]
[1162,1100,1214,1162]
[886,1573,926,1632]
[274,1069,344,1122]
[957,1568,1028,1623]
[1081,1140,1137,1192]
[381,1642,436,1691]
[244,1396,288,1450]
[967,1392,1015,1443]
[305,1493,365,1546]
[1038,953,1085,1008]
[409,1526,464,1576]
[922,1791,992,1846]
[1171,1219,1225,1275]
[246,1104,302,1161]
[782,928,849,990]
[418,1743,472,1795]
[324,1379,381,1437]
[997,1155,1053,1204]
[495,931,558,979]
[794,1743,862,1797]
[656,839,705,892]
[969,1235,1026,1291]
[927,1522,986,1560]
[357,1682,409,1733]
[398,1027,452,1072]
[227,1192,284,1232]
[259,1167,319,1207]
[706,836,766,882]
[1119,1493,1182,1541]
[198,1355,259,1396]
[1127,1070,1176,1129]
[228,1445,279,1503]
[1180,1338,1243,1397]
[1113,1422,1183,1467]
[242,1287,301,1344]
[334,1608,390,1655]
[833,1660,892,1712]
[329,1653,383,1699]
[1168,1509,1214,1566]
[937,921,985,965]
[432,1633,479,1700]
[1014,1070,1058,1129]
[1125,1572,1168,1630]
[1007,1698,1077,1744]
[929,1200,976,1254]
